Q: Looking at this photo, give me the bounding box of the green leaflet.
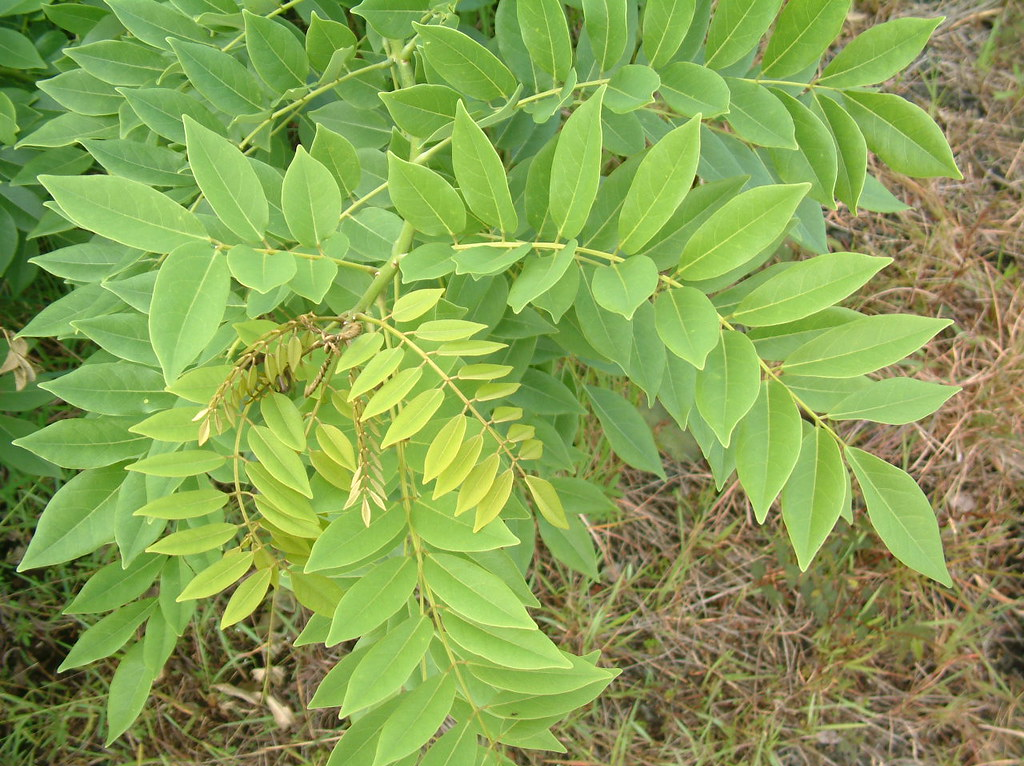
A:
[425,552,535,628]
[327,556,417,644]
[724,78,797,149]
[549,86,605,239]
[13,416,146,469]
[134,489,228,520]
[380,84,462,139]
[176,550,254,601]
[185,116,268,244]
[80,139,190,188]
[781,314,952,378]
[227,245,296,294]
[340,614,433,715]
[813,93,868,211]
[105,641,156,745]
[39,361,172,416]
[442,612,572,670]
[247,424,312,498]
[310,124,362,198]
[642,0,696,69]
[619,116,701,254]
[243,10,307,92]
[282,148,342,247]
[415,23,518,102]
[694,329,761,447]
[106,0,205,49]
[306,507,406,573]
[66,554,165,614]
[827,378,960,424]
[387,152,466,236]
[582,0,628,72]
[373,673,457,765]
[381,388,445,446]
[149,242,229,385]
[145,522,238,556]
[508,241,577,313]
[590,256,658,320]
[761,0,849,78]
[220,568,273,629]
[845,447,952,586]
[17,465,123,571]
[39,174,207,253]
[452,101,518,233]
[841,91,962,180]
[819,17,944,89]
[58,599,157,671]
[352,0,429,39]
[659,62,730,118]
[170,39,268,116]
[734,380,803,522]
[782,427,847,570]
[732,252,891,327]
[768,91,839,208]
[584,385,665,477]
[654,286,721,369]
[517,0,572,80]
[678,183,808,281]
[706,0,783,70]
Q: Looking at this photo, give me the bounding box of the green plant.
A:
[11,0,963,761]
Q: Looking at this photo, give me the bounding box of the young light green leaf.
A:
[392,288,445,323]
[415,23,517,102]
[828,378,959,424]
[381,388,445,447]
[220,568,273,629]
[176,550,254,601]
[642,0,696,69]
[706,0,783,70]
[18,466,123,571]
[659,62,730,118]
[583,0,628,72]
[549,85,606,239]
[149,242,229,384]
[782,428,847,570]
[694,330,761,447]
[584,385,666,477]
[678,183,808,281]
[413,319,487,342]
[525,475,569,529]
[590,257,659,320]
[423,415,468,483]
[373,672,456,766]
[732,252,891,327]
[452,101,519,233]
[412,495,519,550]
[619,116,701,254]
[105,641,156,745]
[845,446,952,586]
[305,12,357,72]
[724,77,797,149]
[39,174,207,253]
[455,453,501,515]
[781,314,952,377]
[761,0,849,78]
[146,522,237,556]
[310,124,361,198]
[66,555,165,615]
[517,0,573,80]
[243,10,307,92]
[185,116,267,244]
[735,380,803,522]
[282,147,342,247]
[819,17,944,89]
[841,91,962,179]
[387,152,467,236]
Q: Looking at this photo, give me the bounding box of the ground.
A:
[0,1,1022,764]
